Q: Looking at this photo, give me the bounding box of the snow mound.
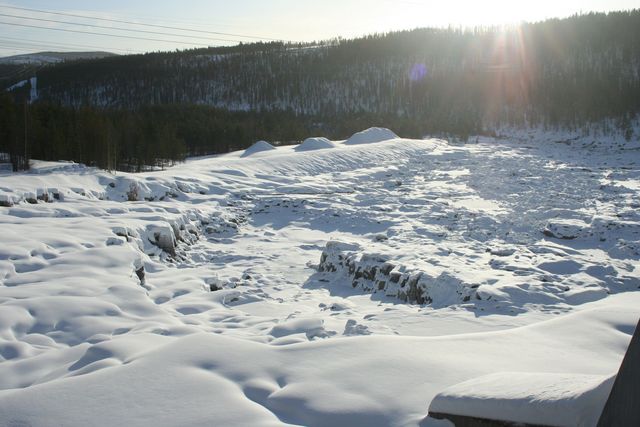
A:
[295,137,336,151]
[429,372,614,426]
[241,140,276,158]
[344,127,399,145]
[269,318,335,340]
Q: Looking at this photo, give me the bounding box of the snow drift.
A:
[241,140,276,157]
[344,127,398,145]
[295,137,336,151]
[429,372,614,426]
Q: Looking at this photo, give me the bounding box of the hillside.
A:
[19,11,640,131]
[0,52,117,94]
[0,51,117,65]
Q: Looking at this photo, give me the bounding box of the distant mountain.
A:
[0,51,117,65]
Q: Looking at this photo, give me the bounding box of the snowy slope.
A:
[0,132,639,426]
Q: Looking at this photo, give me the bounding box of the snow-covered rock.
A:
[344,127,399,145]
[0,194,13,207]
[147,224,178,255]
[343,319,372,336]
[544,218,590,239]
[36,188,53,203]
[23,191,37,204]
[318,241,477,306]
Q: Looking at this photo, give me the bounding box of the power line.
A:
[0,35,143,54]
[0,21,218,47]
[0,12,251,44]
[0,4,285,42]
[0,45,50,55]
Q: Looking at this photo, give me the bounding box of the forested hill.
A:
[14,10,640,131]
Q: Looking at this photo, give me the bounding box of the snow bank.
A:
[344,127,398,145]
[429,372,615,426]
[241,140,276,158]
[295,137,336,151]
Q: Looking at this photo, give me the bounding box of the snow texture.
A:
[0,127,639,426]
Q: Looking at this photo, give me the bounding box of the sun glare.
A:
[381,0,620,31]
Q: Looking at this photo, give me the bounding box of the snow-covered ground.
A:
[0,129,639,426]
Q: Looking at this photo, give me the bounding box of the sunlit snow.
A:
[0,129,639,426]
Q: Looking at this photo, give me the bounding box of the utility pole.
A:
[107,126,111,173]
[23,99,28,171]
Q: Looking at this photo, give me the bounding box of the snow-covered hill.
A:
[0,51,117,65]
[0,131,639,426]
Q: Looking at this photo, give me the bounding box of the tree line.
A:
[0,97,307,171]
[2,97,432,171]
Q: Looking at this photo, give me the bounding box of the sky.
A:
[0,0,638,56]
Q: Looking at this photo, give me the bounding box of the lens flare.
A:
[410,63,428,81]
